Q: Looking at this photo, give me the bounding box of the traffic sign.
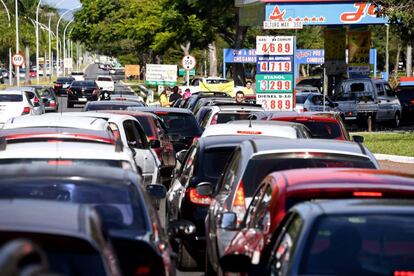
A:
[12,54,24,67]
[263,21,303,30]
[182,55,196,71]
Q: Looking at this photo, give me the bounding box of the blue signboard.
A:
[265,3,388,25]
[296,50,324,64]
[223,48,257,63]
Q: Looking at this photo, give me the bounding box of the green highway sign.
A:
[178,68,196,76]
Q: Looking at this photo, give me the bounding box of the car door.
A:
[384,83,401,120]
[375,82,389,121]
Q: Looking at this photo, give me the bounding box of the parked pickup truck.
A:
[95,75,115,92]
[332,78,402,127]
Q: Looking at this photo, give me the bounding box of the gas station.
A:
[235,0,388,110]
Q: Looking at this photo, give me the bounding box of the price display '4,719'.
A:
[258,61,291,73]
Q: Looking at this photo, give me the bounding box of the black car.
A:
[166,135,262,270]
[0,199,122,276]
[182,92,232,111]
[54,76,75,96]
[221,199,414,275]
[0,164,175,276]
[396,85,414,121]
[128,107,203,152]
[32,85,59,112]
[84,100,146,111]
[67,80,100,108]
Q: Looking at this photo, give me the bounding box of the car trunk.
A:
[0,103,27,123]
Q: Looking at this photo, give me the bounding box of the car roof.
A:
[0,199,101,240]
[6,86,35,92]
[198,135,270,149]
[87,100,140,106]
[97,75,112,78]
[268,111,341,121]
[3,115,108,130]
[202,121,303,139]
[0,163,138,184]
[214,104,263,111]
[127,106,193,114]
[103,110,158,119]
[246,138,370,157]
[0,90,24,95]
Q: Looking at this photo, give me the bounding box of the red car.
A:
[262,111,355,141]
[219,168,414,273]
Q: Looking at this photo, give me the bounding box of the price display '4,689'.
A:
[256,36,294,56]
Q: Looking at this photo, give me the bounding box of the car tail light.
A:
[236,130,262,135]
[233,181,246,223]
[47,160,73,166]
[49,100,56,107]
[155,111,169,115]
[210,114,218,125]
[187,187,212,206]
[353,191,383,197]
[395,271,414,276]
[410,100,414,105]
[22,107,30,115]
[34,97,40,105]
[136,266,151,276]
[115,97,126,101]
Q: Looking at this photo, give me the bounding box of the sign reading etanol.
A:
[256,74,293,93]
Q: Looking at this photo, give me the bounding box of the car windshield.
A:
[333,81,374,101]
[0,232,106,276]
[0,94,22,102]
[85,102,145,111]
[203,147,236,180]
[295,95,309,104]
[156,112,201,136]
[97,77,112,81]
[298,121,342,139]
[0,180,147,232]
[241,153,376,197]
[217,112,253,124]
[72,81,96,87]
[300,214,414,275]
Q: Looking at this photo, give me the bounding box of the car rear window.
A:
[396,86,414,101]
[0,159,125,169]
[35,88,52,97]
[72,81,96,87]
[298,121,342,139]
[0,180,147,232]
[57,78,74,83]
[300,214,414,275]
[156,112,202,136]
[0,94,22,102]
[216,112,253,124]
[97,77,112,81]
[241,153,376,197]
[203,147,236,180]
[295,95,308,104]
[135,116,156,138]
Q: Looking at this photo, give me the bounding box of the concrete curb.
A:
[374,153,414,164]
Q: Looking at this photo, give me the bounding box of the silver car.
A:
[295,92,339,113]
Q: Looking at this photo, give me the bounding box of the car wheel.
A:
[205,253,216,276]
[67,101,74,108]
[177,243,198,270]
[393,112,401,128]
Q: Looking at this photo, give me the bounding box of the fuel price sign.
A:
[256,36,294,56]
[256,74,293,93]
[257,56,293,74]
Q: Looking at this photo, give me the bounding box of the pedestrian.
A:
[159,89,170,107]
[183,88,191,100]
[243,80,255,95]
[169,86,182,106]
[235,91,245,103]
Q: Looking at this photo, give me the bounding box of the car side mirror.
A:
[167,220,196,239]
[220,253,252,273]
[196,182,213,196]
[146,184,166,199]
[219,212,237,230]
[150,139,161,148]
[353,135,364,143]
[176,150,187,164]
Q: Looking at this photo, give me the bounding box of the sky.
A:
[44,0,81,10]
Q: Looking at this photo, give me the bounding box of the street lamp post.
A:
[63,19,74,76]
[36,0,42,84]
[0,0,12,85]
[56,6,81,77]
[15,0,19,86]
[47,13,54,80]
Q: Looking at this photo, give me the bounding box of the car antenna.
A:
[248,114,253,128]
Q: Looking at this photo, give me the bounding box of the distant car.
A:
[199,103,264,130]
[183,91,232,111]
[166,135,267,270]
[294,92,339,113]
[204,138,380,274]
[296,77,322,91]
[0,199,122,275]
[219,168,414,275]
[295,85,320,93]
[221,199,414,275]
[263,111,352,141]
[0,164,174,276]
[70,71,85,81]
[67,80,100,108]
[84,100,146,111]
[31,86,59,112]
[396,85,414,121]
[53,77,75,96]
[96,75,115,92]
[0,90,38,128]
[6,86,45,115]
[128,107,203,152]
[193,97,236,117]
[202,120,311,139]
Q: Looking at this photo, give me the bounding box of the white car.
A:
[96,75,115,92]
[51,112,161,186]
[0,140,137,172]
[202,120,312,139]
[179,77,245,95]
[70,71,85,81]
[6,87,45,115]
[0,90,38,128]
[199,103,264,129]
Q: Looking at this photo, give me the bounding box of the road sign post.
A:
[182,55,196,86]
[12,53,24,87]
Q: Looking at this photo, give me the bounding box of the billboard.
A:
[145,64,177,86]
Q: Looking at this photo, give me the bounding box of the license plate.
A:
[78,98,87,102]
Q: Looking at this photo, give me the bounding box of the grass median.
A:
[351,132,414,157]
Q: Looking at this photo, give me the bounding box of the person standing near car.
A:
[159,89,170,107]
[243,81,255,96]
[235,91,245,103]
[169,86,182,106]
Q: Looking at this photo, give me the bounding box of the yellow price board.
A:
[348,30,371,66]
[324,29,346,61]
